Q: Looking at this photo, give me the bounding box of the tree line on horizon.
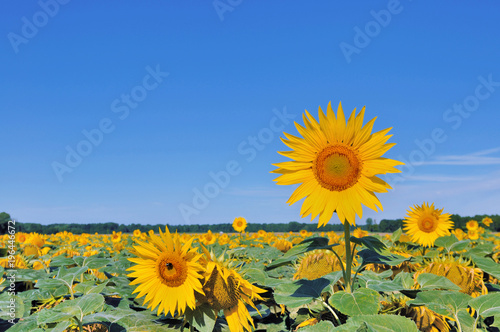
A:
[1,211,499,235]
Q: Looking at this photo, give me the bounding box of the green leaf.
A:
[74,281,108,295]
[434,234,458,252]
[37,308,74,325]
[336,314,419,332]
[449,239,470,252]
[357,249,411,267]
[50,256,76,267]
[407,290,472,317]
[185,303,217,332]
[469,292,500,318]
[391,228,402,243]
[243,268,267,285]
[350,236,386,252]
[296,320,335,331]
[464,242,495,257]
[274,278,330,308]
[416,273,461,291]
[84,256,111,270]
[266,237,335,270]
[35,279,70,297]
[456,310,476,332]
[328,288,380,316]
[468,255,500,280]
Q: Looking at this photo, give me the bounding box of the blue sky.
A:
[1,1,500,226]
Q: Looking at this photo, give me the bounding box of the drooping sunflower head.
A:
[414,256,487,297]
[402,202,453,247]
[272,238,293,253]
[272,101,403,227]
[127,226,205,316]
[232,217,247,233]
[380,294,450,332]
[293,249,344,280]
[197,247,266,332]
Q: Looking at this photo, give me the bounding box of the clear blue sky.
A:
[2,1,500,226]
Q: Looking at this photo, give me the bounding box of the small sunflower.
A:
[402,202,453,247]
[197,247,266,332]
[127,226,204,316]
[482,217,493,227]
[352,227,369,238]
[466,220,478,231]
[272,101,403,226]
[232,217,247,233]
[467,229,479,240]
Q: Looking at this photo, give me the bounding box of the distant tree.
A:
[0,212,11,234]
[365,218,374,231]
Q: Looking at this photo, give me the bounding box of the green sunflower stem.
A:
[343,222,352,293]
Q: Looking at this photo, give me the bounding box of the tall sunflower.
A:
[127,226,204,316]
[232,217,247,233]
[403,202,453,247]
[197,247,266,332]
[272,101,402,226]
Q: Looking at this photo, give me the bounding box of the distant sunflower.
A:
[482,217,493,227]
[198,247,266,332]
[403,202,453,247]
[127,226,204,316]
[466,220,478,231]
[232,217,247,233]
[272,101,403,226]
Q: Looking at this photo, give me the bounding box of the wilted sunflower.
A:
[232,217,247,233]
[197,247,266,332]
[294,249,344,280]
[381,295,450,332]
[127,226,204,316]
[403,202,453,247]
[414,256,487,297]
[272,101,403,226]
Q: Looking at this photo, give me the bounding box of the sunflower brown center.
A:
[312,144,362,191]
[418,216,438,233]
[156,252,188,287]
[203,269,239,310]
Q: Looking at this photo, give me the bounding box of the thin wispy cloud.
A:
[423,147,500,166]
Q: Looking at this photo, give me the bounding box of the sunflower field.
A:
[2,102,500,331]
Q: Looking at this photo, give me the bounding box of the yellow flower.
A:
[232,217,247,233]
[402,202,453,247]
[27,233,45,248]
[198,247,266,332]
[352,227,369,238]
[201,230,217,245]
[133,229,142,237]
[482,217,493,227]
[111,231,122,243]
[468,229,479,240]
[293,249,344,280]
[466,220,478,231]
[451,228,466,241]
[299,229,308,237]
[272,101,403,226]
[127,226,204,316]
[272,239,293,253]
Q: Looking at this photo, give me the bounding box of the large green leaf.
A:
[416,273,461,291]
[184,303,217,332]
[266,237,336,270]
[274,278,330,308]
[434,234,458,252]
[468,255,500,280]
[328,288,380,316]
[356,249,412,267]
[350,236,386,252]
[469,292,500,318]
[407,290,472,317]
[332,314,419,331]
[35,278,70,298]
